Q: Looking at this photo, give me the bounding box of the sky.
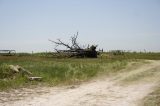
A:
[0,0,160,52]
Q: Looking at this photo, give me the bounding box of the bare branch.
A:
[70,32,81,49]
[49,39,73,50]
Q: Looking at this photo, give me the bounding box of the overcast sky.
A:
[0,0,160,52]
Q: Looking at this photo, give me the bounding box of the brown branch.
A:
[49,39,73,50]
[49,32,84,53]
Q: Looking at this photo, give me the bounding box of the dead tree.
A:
[49,32,98,58]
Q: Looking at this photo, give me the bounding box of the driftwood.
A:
[19,67,33,75]
[9,65,20,73]
[28,77,42,81]
[9,65,42,81]
[9,65,32,75]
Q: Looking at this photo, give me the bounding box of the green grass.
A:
[0,56,128,90]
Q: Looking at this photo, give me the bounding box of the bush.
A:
[0,64,14,79]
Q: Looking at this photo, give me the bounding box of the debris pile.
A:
[9,65,42,81]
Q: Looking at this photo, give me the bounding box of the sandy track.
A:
[1,60,160,106]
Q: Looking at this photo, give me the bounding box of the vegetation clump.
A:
[0,64,15,79]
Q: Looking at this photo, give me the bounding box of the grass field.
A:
[0,52,160,106]
[0,55,128,91]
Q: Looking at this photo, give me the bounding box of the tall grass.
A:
[0,56,127,90]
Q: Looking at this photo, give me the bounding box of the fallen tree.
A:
[49,32,98,58]
[9,65,42,81]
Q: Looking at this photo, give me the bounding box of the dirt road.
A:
[1,60,160,106]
